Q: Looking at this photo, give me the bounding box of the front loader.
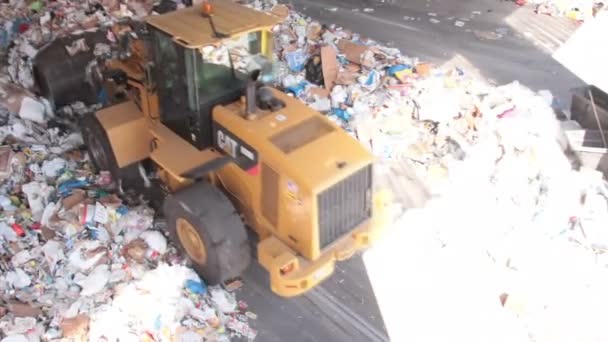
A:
[39,0,388,297]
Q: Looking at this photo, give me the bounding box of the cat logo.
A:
[212,123,259,171]
[217,129,238,158]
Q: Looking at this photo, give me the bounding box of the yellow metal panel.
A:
[144,0,282,48]
[95,101,152,168]
[148,124,224,178]
[213,88,374,190]
[212,87,374,261]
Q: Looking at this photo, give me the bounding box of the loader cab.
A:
[147,23,274,150]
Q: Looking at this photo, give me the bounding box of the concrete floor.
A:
[238,1,585,341]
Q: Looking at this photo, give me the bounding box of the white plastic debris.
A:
[0,222,18,242]
[0,195,16,211]
[140,230,168,255]
[67,241,106,272]
[179,331,204,342]
[189,307,217,322]
[210,287,237,313]
[41,202,59,227]
[6,268,32,289]
[120,207,155,243]
[11,250,32,267]
[18,97,46,124]
[330,85,348,108]
[77,265,111,296]
[42,240,66,272]
[1,335,29,342]
[21,181,53,221]
[41,157,67,178]
[310,96,331,112]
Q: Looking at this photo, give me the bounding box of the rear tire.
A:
[163,182,251,284]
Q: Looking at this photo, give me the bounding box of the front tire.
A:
[163,182,251,284]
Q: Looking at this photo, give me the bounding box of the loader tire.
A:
[80,114,140,190]
[163,182,251,285]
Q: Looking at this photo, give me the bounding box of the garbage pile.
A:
[0,112,256,339]
[526,0,605,21]
[362,79,608,340]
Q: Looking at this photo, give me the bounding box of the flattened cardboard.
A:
[336,71,358,85]
[337,39,369,65]
[320,46,338,91]
[62,189,87,211]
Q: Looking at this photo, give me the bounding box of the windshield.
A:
[199,44,239,90]
[226,31,274,83]
[225,31,264,73]
[185,31,272,111]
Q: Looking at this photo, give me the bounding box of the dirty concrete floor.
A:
[237,1,585,341]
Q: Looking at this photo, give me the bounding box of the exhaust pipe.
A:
[246,81,257,116]
[245,70,261,119]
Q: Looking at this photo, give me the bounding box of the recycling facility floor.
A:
[0,0,592,341]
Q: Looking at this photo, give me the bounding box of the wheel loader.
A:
[38,0,388,297]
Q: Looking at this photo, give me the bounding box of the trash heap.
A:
[363,82,608,340]
[0,109,256,340]
[527,0,605,21]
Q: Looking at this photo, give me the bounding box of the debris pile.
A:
[0,112,255,340]
[529,0,605,21]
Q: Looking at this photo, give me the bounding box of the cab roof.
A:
[144,0,282,48]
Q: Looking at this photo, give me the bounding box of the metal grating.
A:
[317,165,373,249]
[261,163,279,227]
